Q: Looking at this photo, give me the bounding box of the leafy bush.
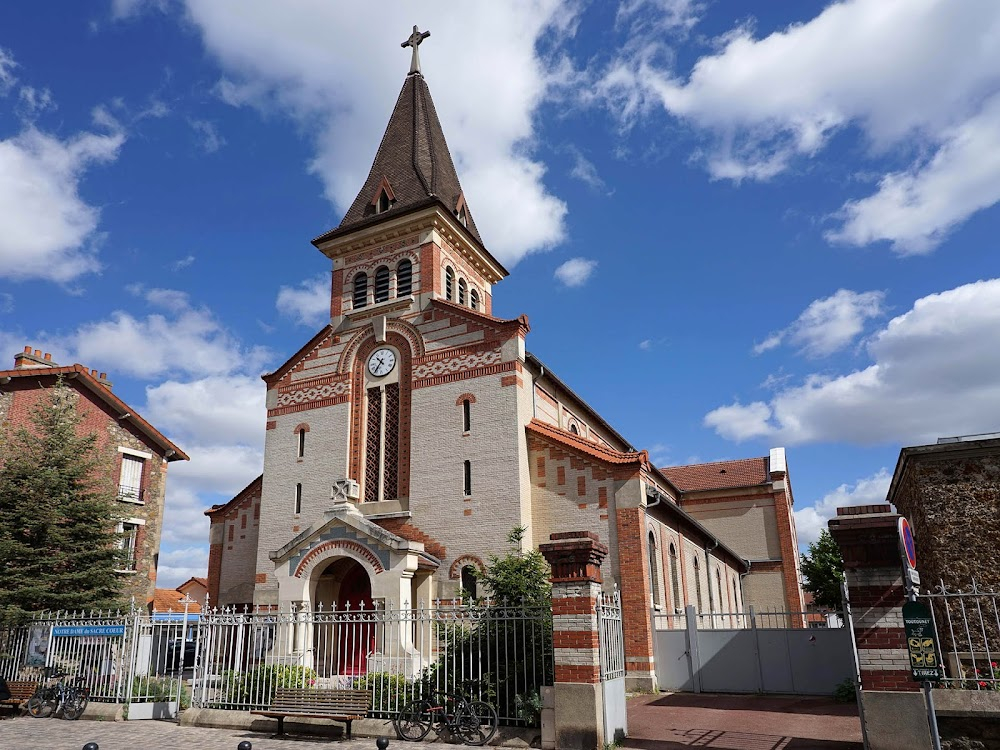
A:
[353,671,410,711]
[130,676,190,708]
[833,678,856,703]
[514,690,543,726]
[222,664,318,707]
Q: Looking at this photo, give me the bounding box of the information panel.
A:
[902,601,941,682]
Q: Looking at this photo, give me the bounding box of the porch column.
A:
[829,504,931,750]
[540,531,607,750]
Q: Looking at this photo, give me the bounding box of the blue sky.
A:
[2,1,999,588]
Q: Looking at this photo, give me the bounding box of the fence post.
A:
[829,504,932,750]
[683,605,701,693]
[539,531,609,750]
[749,605,765,694]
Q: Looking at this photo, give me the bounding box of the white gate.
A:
[597,589,627,743]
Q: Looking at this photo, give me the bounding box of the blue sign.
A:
[51,625,126,637]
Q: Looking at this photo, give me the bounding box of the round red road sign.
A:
[899,517,917,569]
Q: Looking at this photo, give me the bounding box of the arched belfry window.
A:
[470,289,479,310]
[648,531,661,606]
[353,272,368,309]
[397,259,412,297]
[445,267,455,301]
[362,347,402,504]
[374,266,390,304]
[458,279,467,306]
[669,543,681,611]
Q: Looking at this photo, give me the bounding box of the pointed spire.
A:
[319,34,485,248]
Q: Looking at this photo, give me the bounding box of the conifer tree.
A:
[0,379,125,624]
[800,530,846,610]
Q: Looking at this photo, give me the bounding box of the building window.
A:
[569,423,579,435]
[297,430,306,458]
[445,267,455,301]
[669,544,681,612]
[374,266,390,304]
[119,523,139,572]
[733,576,741,611]
[716,568,723,613]
[462,399,471,432]
[463,460,472,496]
[397,259,412,297]
[648,531,661,607]
[470,289,479,310]
[353,272,368,309]
[460,565,477,600]
[693,557,703,613]
[457,205,468,227]
[458,279,467,305]
[118,454,145,503]
[376,190,391,214]
[294,483,302,515]
[364,382,401,503]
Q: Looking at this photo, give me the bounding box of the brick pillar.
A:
[614,507,657,691]
[829,504,932,750]
[540,531,608,750]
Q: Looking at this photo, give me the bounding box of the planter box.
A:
[127,701,178,720]
[933,688,1000,718]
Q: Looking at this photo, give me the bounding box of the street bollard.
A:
[376,737,390,750]
[83,744,99,750]
[237,742,252,750]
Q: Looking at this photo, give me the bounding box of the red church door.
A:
[335,562,374,675]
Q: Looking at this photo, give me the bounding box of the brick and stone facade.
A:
[0,347,188,606]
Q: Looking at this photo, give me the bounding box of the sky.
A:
[2,1,999,589]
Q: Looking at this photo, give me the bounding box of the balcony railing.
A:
[118,485,145,503]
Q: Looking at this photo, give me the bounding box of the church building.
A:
[205,30,803,690]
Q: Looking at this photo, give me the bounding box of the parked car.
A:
[166,638,197,671]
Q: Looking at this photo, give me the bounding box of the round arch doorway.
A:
[312,557,375,676]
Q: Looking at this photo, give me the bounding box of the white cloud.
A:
[616,0,703,36]
[189,119,226,153]
[16,86,56,120]
[172,255,196,271]
[181,1,574,267]
[0,117,124,282]
[795,469,891,549]
[276,275,329,327]
[554,257,597,287]
[754,289,885,358]
[0,48,16,94]
[598,0,1000,253]
[566,146,607,192]
[144,376,265,446]
[155,545,210,589]
[0,293,12,314]
[706,279,1000,445]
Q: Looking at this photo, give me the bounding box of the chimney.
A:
[14,346,59,370]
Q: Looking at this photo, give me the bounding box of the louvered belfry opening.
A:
[396,259,412,296]
[374,266,390,303]
[353,272,368,309]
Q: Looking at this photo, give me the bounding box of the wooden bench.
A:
[1,681,37,715]
[251,688,371,739]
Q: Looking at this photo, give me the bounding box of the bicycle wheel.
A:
[454,700,498,746]
[26,692,54,718]
[62,692,88,720]
[394,699,433,741]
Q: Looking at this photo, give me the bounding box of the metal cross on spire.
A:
[401,25,431,75]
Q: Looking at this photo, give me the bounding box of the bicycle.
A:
[26,669,89,720]
[394,692,498,746]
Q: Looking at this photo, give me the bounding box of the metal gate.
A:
[597,589,627,743]
[652,606,854,695]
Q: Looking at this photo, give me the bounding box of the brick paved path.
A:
[0,716,468,750]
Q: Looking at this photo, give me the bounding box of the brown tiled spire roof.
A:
[660,456,770,492]
[327,71,483,245]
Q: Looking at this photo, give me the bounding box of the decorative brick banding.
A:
[294,540,385,579]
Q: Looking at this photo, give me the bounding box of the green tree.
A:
[475,525,551,605]
[800,530,846,610]
[0,379,125,623]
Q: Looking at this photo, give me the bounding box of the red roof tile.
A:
[661,457,770,492]
[151,588,202,614]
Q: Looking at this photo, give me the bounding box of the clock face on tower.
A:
[367,348,396,377]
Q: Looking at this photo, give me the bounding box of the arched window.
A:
[669,544,681,611]
[733,576,741,611]
[353,272,368,309]
[569,424,579,435]
[297,430,306,458]
[462,399,471,433]
[463,460,472,496]
[460,565,477,600]
[458,279,467,306]
[470,289,479,310]
[374,266,390,304]
[397,259,412,297]
[294,483,302,515]
[445,267,455,301]
[716,568,723,613]
[693,557,703,613]
[648,531,661,606]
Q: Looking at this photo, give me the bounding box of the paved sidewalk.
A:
[626,693,864,750]
[0,716,463,750]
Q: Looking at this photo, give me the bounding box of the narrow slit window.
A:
[297,430,305,458]
[445,267,455,301]
[648,531,661,606]
[669,544,681,611]
[716,569,723,613]
[733,576,740,611]
[458,279,467,306]
[463,460,472,496]
[374,266,390,304]
[470,289,479,310]
[694,557,703,613]
[463,399,471,432]
[353,272,368,309]
[294,483,302,515]
[397,259,412,297]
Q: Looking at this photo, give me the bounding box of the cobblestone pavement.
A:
[0,716,468,750]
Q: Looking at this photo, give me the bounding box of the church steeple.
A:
[315,27,485,248]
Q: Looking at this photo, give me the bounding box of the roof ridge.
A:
[662,456,768,470]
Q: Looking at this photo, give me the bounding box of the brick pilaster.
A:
[829,505,917,693]
[615,507,656,689]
